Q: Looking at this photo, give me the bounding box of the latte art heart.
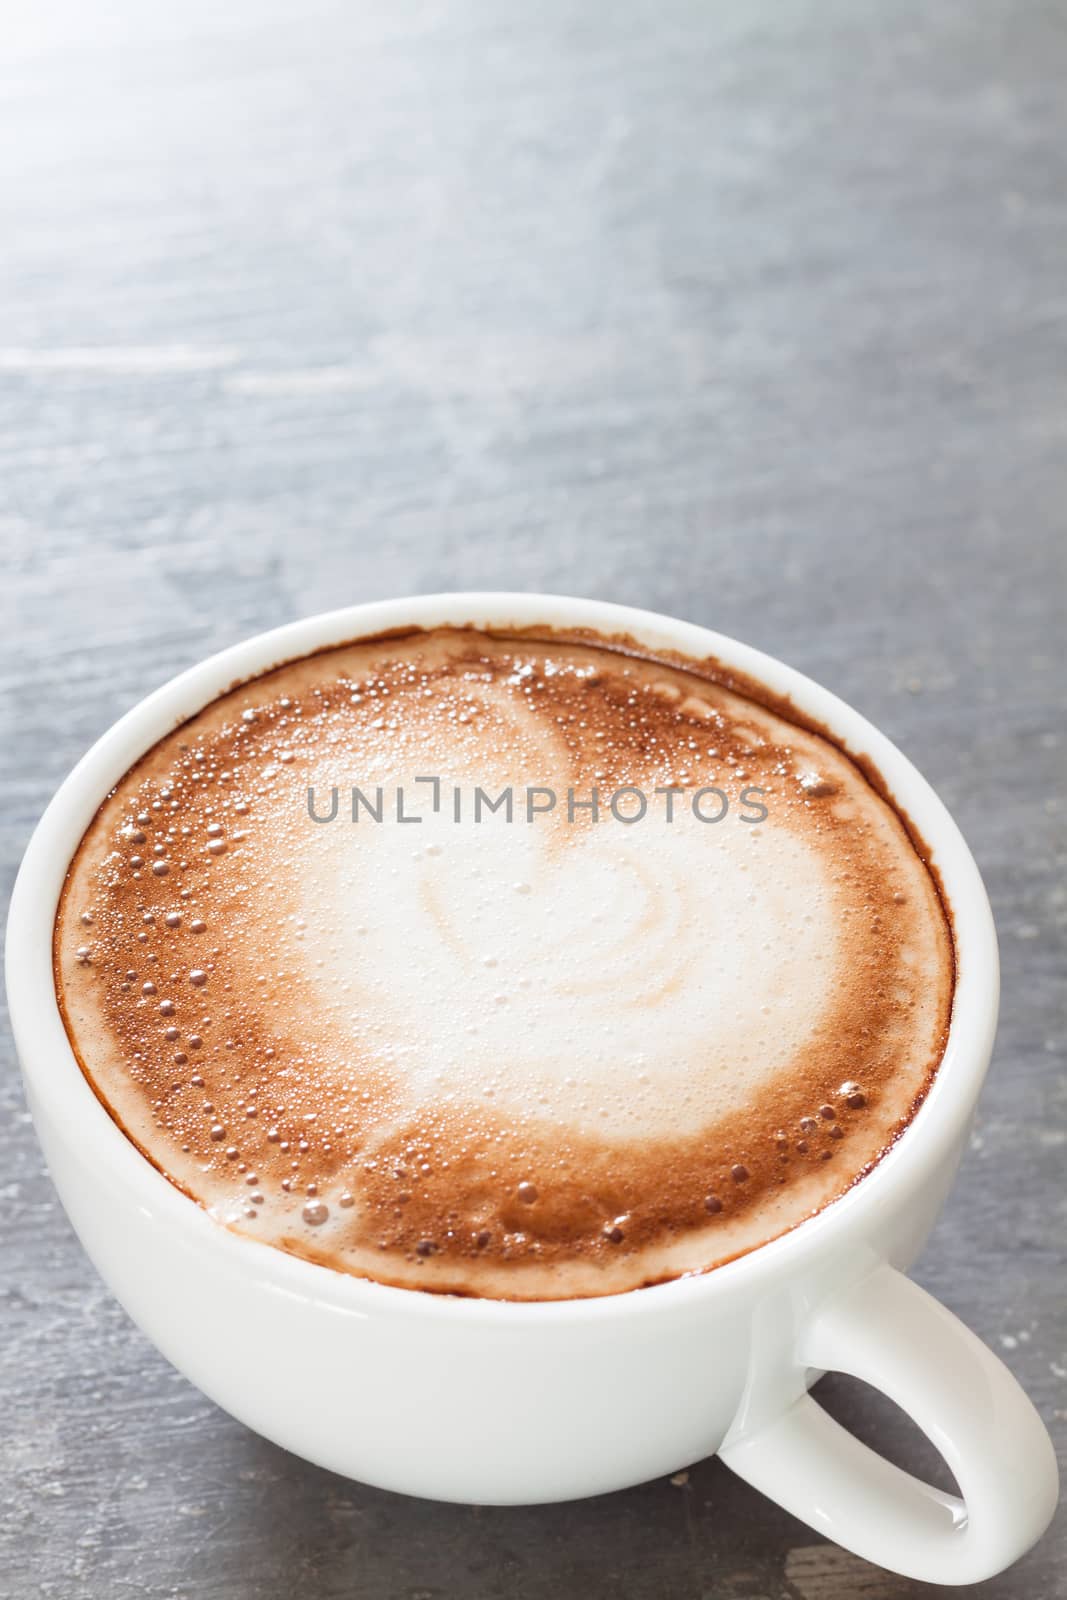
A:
[293,801,839,1142]
[55,628,953,1298]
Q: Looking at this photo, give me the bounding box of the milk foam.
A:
[291,794,837,1142]
[55,628,954,1298]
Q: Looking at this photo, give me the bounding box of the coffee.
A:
[55,627,954,1298]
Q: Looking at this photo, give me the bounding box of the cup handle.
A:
[719,1263,1058,1584]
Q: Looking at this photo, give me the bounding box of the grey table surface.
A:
[1,1,1065,1596]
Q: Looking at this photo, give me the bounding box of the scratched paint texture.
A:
[1,1,1065,1596]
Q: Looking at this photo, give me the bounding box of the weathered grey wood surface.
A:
[1,0,1064,1595]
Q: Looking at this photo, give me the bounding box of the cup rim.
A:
[5,592,999,1325]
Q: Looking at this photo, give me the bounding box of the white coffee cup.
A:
[6,594,1058,1584]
